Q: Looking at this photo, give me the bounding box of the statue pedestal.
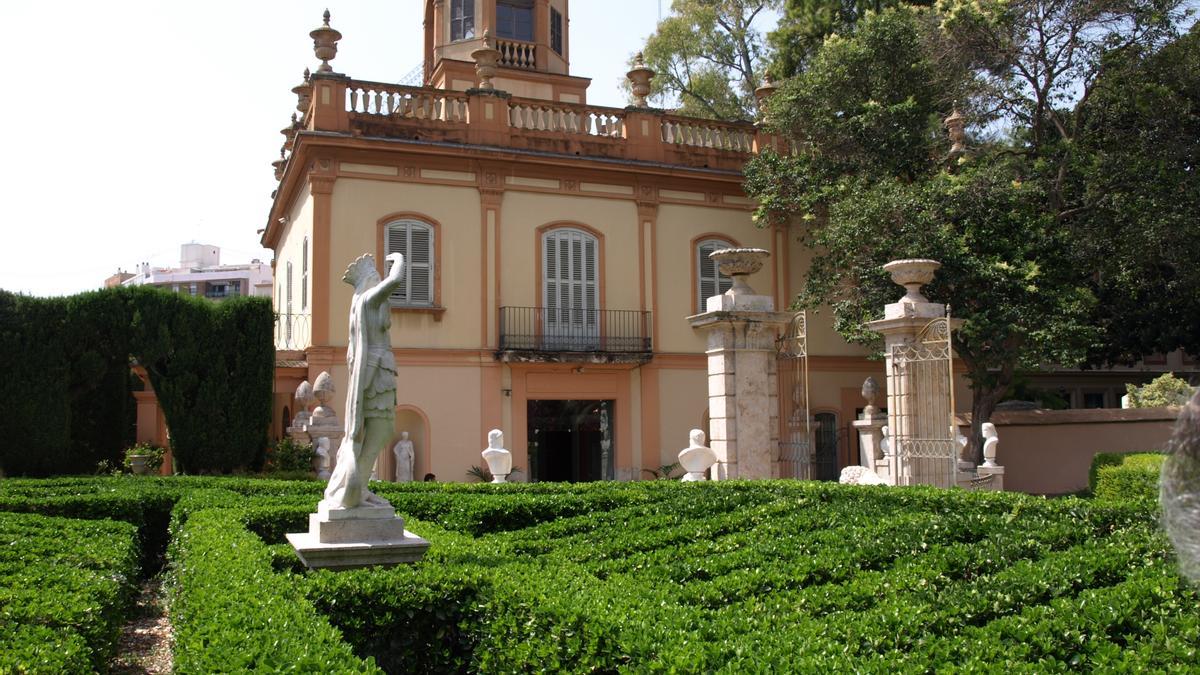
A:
[852,412,891,484]
[285,504,430,571]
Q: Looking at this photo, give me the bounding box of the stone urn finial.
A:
[944,105,966,157]
[861,376,879,417]
[709,248,770,296]
[311,9,342,73]
[292,69,313,115]
[311,371,337,422]
[272,147,287,181]
[754,74,779,118]
[627,52,655,108]
[470,29,503,91]
[883,259,941,304]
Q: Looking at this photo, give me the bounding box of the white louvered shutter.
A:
[408,225,433,305]
[544,229,599,348]
[385,220,435,306]
[697,239,733,311]
[301,238,309,309]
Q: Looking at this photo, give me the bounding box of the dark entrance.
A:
[527,400,614,482]
[814,411,840,481]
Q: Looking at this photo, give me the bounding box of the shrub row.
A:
[1091,452,1166,501]
[0,286,274,475]
[169,507,379,673]
[0,511,140,673]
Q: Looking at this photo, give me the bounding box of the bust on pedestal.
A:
[678,429,717,481]
[482,429,512,483]
[287,252,430,570]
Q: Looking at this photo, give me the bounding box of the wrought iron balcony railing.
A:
[275,312,312,351]
[498,306,651,354]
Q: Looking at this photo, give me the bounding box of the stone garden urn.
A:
[883,259,941,304]
[626,52,655,108]
[482,429,512,483]
[128,453,152,476]
[471,30,502,90]
[678,429,717,482]
[310,10,342,73]
[709,247,770,296]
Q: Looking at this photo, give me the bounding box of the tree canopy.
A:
[631,0,779,120]
[745,3,1196,457]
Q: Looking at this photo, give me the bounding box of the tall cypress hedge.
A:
[0,286,274,475]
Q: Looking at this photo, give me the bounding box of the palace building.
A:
[261,1,889,483]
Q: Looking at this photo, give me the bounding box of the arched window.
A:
[384,219,435,306]
[543,227,599,348]
[301,237,309,310]
[696,238,734,311]
[450,0,474,41]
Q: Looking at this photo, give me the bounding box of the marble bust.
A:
[678,429,716,481]
[981,422,1000,467]
[320,252,405,511]
[481,429,512,483]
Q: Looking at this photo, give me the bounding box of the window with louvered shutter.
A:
[696,239,734,311]
[543,228,599,348]
[301,238,309,310]
[384,219,435,307]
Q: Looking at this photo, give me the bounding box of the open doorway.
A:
[527,399,614,482]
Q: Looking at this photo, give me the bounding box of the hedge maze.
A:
[1,477,1196,672]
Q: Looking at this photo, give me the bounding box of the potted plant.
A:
[123,441,165,476]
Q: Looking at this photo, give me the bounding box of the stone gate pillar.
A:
[689,249,792,480]
[866,259,962,486]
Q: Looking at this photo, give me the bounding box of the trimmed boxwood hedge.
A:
[1090,452,1166,501]
[0,286,273,475]
[0,511,139,673]
[2,477,1197,672]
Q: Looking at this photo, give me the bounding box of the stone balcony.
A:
[277,71,789,177]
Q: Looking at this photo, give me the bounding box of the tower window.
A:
[550,7,563,54]
[450,0,474,41]
[496,0,534,42]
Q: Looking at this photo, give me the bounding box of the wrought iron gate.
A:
[888,310,958,487]
[777,312,812,479]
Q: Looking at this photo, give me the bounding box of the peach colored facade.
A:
[262,1,893,483]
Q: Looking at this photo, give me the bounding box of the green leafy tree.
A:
[1074,25,1200,365]
[632,0,780,120]
[769,0,933,76]
[1126,373,1196,408]
[745,3,1191,459]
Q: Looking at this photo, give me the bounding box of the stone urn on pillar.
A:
[689,247,792,480]
[310,10,342,73]
[471,30,502,90]
[883,259,942,306]
[627,52,655,108]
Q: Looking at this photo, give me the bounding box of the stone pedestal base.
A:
[286,504,430,571]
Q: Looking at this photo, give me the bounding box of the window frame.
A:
[450,0,475,42]
[376,213,445,319]
[550,7,563,54]
[301,237,309,310]
[694,236,738,312]
[496,0,535,41]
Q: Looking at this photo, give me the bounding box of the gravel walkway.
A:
[111,575,173,674]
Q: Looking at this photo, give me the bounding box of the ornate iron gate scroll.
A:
[889,310,957,487]
[777,312,812,479]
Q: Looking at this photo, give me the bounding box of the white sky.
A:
[0,1,778,297]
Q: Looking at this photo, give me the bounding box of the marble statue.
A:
[1162,389,1200,582]
[393,431,414,483]
[880,426,890,456]
[320,252,405,510]
[678,429,716,481]
[981,422,999,467]
[481,429,512,483]
[314,437,332,480]
[840,465,886,486]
